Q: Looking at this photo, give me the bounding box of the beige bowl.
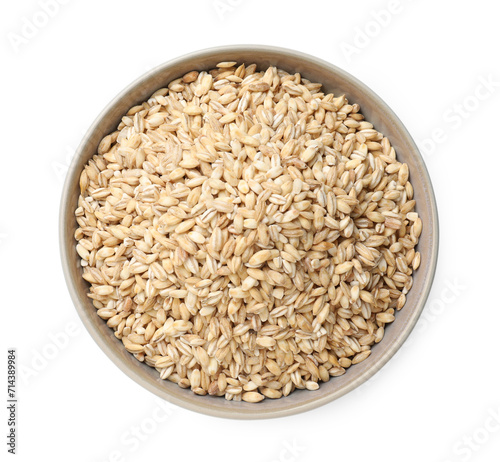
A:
[60,45,439,419]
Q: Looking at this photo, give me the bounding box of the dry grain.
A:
[75,63,422,402]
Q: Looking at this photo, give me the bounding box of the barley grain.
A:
[75,63,422,402]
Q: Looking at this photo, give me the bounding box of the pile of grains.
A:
[75,62,422,402]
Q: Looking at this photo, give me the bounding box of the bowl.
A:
[60,45,439,419]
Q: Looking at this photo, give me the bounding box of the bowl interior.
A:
[60,45,438,419]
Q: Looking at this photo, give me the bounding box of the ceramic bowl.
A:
[60,45,439,419]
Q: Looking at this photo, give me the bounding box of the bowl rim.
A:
[60,44,439,419]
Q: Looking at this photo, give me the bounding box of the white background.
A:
[2,0,499,461]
